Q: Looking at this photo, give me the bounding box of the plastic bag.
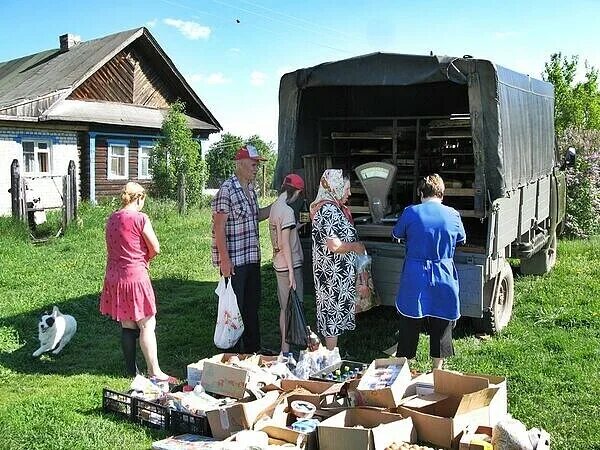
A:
[213,277,244,349]
[285,289,309,347]
[354,253,379,314]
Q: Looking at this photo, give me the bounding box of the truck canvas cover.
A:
[276,52,555,203]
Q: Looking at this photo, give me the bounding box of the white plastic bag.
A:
[213,277,244,349]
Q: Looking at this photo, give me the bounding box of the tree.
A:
[149,101,207,210]
[544,54,600,237]
[206,133,277,196]
[544,53,600,134]
[205,133,243,188]
[247,135,277,197]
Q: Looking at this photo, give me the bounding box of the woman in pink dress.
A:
[100,182,173,381]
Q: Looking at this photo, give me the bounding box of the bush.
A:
[558,128,600,238]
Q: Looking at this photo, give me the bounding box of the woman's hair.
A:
[121,182,146,207]
[418,174,445,199]
[279,184,299,199]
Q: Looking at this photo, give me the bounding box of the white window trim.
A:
[107,143,129,180]
[138,145,153,180]
[22,140,52,175]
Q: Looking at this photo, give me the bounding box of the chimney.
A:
[59,33,81,52]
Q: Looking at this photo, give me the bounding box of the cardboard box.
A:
[200,353,276,399]
[355,357,411,408]
[258,410,318,450]
[398,369,507,449]
[206,390,280,439]
[280,379,344,409]
[459,425,493,450]
[317,408,416,450]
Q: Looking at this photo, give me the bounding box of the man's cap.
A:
[234,144,267,161]
[283,173,305,190]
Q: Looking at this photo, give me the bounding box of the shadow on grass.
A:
[0,278,225,379]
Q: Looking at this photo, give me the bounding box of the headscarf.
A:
[309,169,353,223]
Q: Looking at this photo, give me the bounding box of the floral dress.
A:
[312,203,358,337]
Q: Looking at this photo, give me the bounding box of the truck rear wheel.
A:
[474,261,514,335]
[520,230,557,275]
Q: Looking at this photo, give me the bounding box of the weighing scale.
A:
[354,162,397,224]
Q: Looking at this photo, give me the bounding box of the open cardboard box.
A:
[397,369,506,449]
[206,390,281,439]
[200,353,277,399]
[280,379,344,409]
[257,406,319,450]
[317,408,416,450]
[355,357,411,408]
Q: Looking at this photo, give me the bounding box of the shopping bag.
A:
[213,277,244,349]
[285,289,309,347]
[354,253,380,314]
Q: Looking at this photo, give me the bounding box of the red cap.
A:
[234,144,267,161]
[283,173,304,190]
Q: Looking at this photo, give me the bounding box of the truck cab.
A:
[275,53,566,333]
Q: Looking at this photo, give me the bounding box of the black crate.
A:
[102,388,134,421]
[169,409,212,436]
[133,397,169,429]
[309,360,368,383]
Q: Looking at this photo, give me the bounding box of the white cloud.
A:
[146,19,157,28]
[229,48,241,53]
[250,71,267,86]
[185,72,230,86]
[205,73,229,85]
[164,18,211,40]
[493,31,519,40]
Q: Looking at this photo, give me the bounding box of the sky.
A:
[1,0,599,151]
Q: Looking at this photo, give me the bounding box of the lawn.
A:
[0,200,599,450]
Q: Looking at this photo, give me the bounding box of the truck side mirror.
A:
[565,147,576,168]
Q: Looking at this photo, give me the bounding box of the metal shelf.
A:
[445,188,475,196]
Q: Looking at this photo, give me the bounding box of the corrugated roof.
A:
[0,28,141,108]
[43,99,218,132]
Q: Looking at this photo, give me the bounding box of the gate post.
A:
[10,159,26,221]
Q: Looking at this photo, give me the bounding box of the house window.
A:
[138,145,152,179]
[108,144,128,179]
[22,141,51,174]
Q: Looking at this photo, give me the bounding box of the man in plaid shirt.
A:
[212,145,272,353]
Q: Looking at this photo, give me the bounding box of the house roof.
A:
[42,99,217,131]
[0,27,221,132]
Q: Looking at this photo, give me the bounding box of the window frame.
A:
[21,140,52,175]
[138,143,153,180]
[107,142,129,180]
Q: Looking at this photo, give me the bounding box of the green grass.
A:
[0,201,599,449]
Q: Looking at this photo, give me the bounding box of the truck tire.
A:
[474,261,514,335]
[520,230,557,275]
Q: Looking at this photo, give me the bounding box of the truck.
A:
[274,53,573,334]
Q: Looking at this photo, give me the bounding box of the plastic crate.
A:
[133,397,169,429]
[102,388,134,421]
[309,360,368,383]
[169,409,212,436]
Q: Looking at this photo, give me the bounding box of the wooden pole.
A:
[10,159,20,220]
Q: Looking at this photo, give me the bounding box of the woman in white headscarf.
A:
[310,169,365,350]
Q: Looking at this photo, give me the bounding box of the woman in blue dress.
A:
[392,174,466,370]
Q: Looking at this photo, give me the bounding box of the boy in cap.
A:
[211,145,272,353]
[268,173,305,354]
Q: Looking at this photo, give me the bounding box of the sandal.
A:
[151,375,179,384]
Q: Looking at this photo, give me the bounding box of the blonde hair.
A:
[418,174,445,199]
[121,182,146,207]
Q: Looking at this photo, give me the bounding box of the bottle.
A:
[298,198,311,238]
[286,352,297,371]
[306,326,321,352]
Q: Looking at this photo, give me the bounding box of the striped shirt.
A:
[211,175,261,267]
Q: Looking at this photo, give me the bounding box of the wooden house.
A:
[0,27,221,214]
